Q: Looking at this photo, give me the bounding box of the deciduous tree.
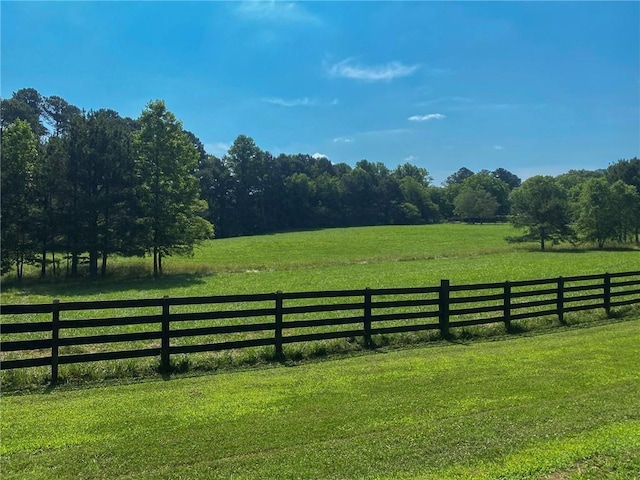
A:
[509,176,573,250]
[1,120,39,278]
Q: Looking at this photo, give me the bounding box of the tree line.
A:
[2,88,639,279]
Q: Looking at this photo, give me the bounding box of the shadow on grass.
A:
[1,264,212,299]
[520,245,639,254]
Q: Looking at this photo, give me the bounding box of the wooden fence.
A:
[1,271,639,383]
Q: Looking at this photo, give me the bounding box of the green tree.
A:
[492,168,521,191]
[135,100,213,276]
[394,163,432,187]
[609,180,639,244]
[442,167,475,219]
[444,167,474,186]
[454,189,499,223]
[86,109,139,276]
[197,154,235,237]
[225,135,266,236]
[1,120,39,278]
[509,176,573,250]
[43,95,82,136]
[399,177,440,223]
[574,178,618,249]
[606,158,640,192]
[62,113,91,276]
[35,135,69,277]
[459,171,510,216]
[606,158,640,243]
[0,88,47,137]
[575,178,640,248]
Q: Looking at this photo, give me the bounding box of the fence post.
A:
[364,288,372,348]
[503,281,511,332]
[603,273,611,316]
[275,291,283,361]
[51,299,60,384]
[439,279,450,339]
[557,277,565,325]
[161,295,170,373]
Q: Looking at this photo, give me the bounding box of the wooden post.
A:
[51,299,60,384]
[503,281,511,332]
[161,295,170,372]
[603,273,611,316]
[364,288,372,348]
[557,277,565,325]
[439,279,450,339]
[275,291,283,361]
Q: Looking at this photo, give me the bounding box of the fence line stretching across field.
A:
[1,271,639,383]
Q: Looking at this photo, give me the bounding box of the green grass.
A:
[2,224,637,303]
[1,224,638,389]
[2,320,639,479]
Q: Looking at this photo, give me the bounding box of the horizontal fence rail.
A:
[1,271,639,383]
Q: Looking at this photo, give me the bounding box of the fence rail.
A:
[1,271,639,383]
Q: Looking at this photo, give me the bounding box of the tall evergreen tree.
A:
[225,135,266,236]
[135,100,213,276]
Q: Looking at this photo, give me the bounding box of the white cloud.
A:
[327,58,419,82]
[312,152,328,159]
[263,97,338,107]
[264,97,316,107]
[204,142,231,157]
[403,155,418,162]
[408,113,445,122]
[493,145,505,151]
[332,136,353,143]
[235,1,321,25]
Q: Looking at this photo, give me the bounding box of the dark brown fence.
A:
[1,271,639,383]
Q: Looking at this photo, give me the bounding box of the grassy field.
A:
[2,224,638,303]
[1,223,638,388]
[2,319,639,479]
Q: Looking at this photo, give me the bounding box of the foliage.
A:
[460,170,511,215]
[134,100,213,276]
[1,120,39,278]
[453,189,498,222]
[606,157,640,193]
[2,87,638,279]
[509,176,574,250]
[575,177,640,248]
[0,88,47,137]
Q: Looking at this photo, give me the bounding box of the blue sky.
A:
[2,1,638,184]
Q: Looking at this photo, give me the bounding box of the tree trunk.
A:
[89,250,98,278]
[158,251,163,276]
[153,245,159,277]
[101,251,108,277]
[41,242,47,278]
[71,252,79,276]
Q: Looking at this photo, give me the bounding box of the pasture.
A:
[2,224,639,478]
[1,224,638,388]
[2,320,639,479]
[2,224,637,302]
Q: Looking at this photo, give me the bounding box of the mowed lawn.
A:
[2,320,639,479]
[2,224,638,304]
